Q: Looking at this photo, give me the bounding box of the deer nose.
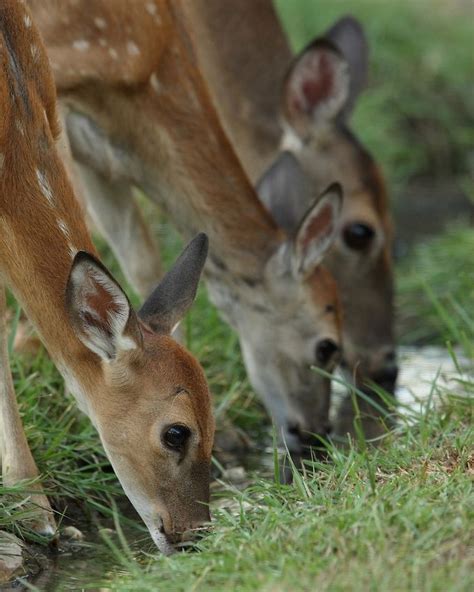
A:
[287,422,331,452]
[372,363,399,393]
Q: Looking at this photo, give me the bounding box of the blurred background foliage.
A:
[276,0,474,191]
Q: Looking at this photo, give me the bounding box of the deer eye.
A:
[162,425,191,450]
[343,223,375,250]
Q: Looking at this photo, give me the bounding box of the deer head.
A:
[260,17,397,400]
[65,234,214,553]
[227,184,343,454]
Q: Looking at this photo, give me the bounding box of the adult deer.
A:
[0,0,213,554]
[183,0,398,437]
[28,0,344,458]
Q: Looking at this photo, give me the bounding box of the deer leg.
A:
[0,285,56,536]
[73,161,163,299]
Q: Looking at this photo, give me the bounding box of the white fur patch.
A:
[127,41,140,56]
[94,17,107,30]
[73,40,90,52]
[146,2,157,15]
[68,244,78,259]
[36,169,55,206]
[30,44,39,62]
[149,72,161,94]
[108,48,118,60]
[24,14,31,28]
[57,218,70,239]
[15,119,25,136]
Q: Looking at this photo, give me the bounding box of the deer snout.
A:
[161,513,211,548]
[286,421,331,457]
[371,363,399,394]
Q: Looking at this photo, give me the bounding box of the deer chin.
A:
[147,523,176,556]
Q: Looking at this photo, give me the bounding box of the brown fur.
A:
[0,1,213,550]
[27,0,344,453]
[182,0,397,402]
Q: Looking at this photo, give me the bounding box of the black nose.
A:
[372,365,399,393]
[315,339,340,366]
[288,423,331,447]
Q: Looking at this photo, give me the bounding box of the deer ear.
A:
[325,16,369,119]
[138,233,208,334]
[282,38,349,138]
[293,183,343,276]
[66,252,142,361]
[257,151,311,234]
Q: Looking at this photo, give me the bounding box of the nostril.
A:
[374,365,399,390]
[384,350,397,363]
[287,423,301,437]
[315,339,340,366]
[384,366,398,383]
[287,423,331,443]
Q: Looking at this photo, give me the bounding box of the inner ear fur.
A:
[293,183,343,276]
[281,38,350,138]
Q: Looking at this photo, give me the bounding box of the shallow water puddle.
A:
[332,345,472,419]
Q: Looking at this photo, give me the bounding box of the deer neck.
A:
[62,12,284,286]
[182,0,292,183]
[0,152,100,414]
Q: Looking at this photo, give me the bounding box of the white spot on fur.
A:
[36,169,55,206]
[108,48,118,60]
[73,40,90,52]
[57,218,70,240]
[127,41,140,56]
[94,17,107,30]
[68,243,78,259]
[146,2,157,15]
[30,44,39,62]
[99,38,107,47]
[149,72,161,94]
[15,120,25,136]
[24,14,32,27]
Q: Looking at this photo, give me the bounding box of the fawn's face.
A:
[66,235,214,554]
[259,18,397,398]
[96,335,213,553]
[231,185,343,455]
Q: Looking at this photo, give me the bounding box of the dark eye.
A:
[315,339,340,366]
[343,223,375,250]
[162,425,191,450]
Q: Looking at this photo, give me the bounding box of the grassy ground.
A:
[1,0,473,590]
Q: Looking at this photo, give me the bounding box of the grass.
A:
[97,394,473,592]
[397,224,474,346]
[1,1,473,590]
